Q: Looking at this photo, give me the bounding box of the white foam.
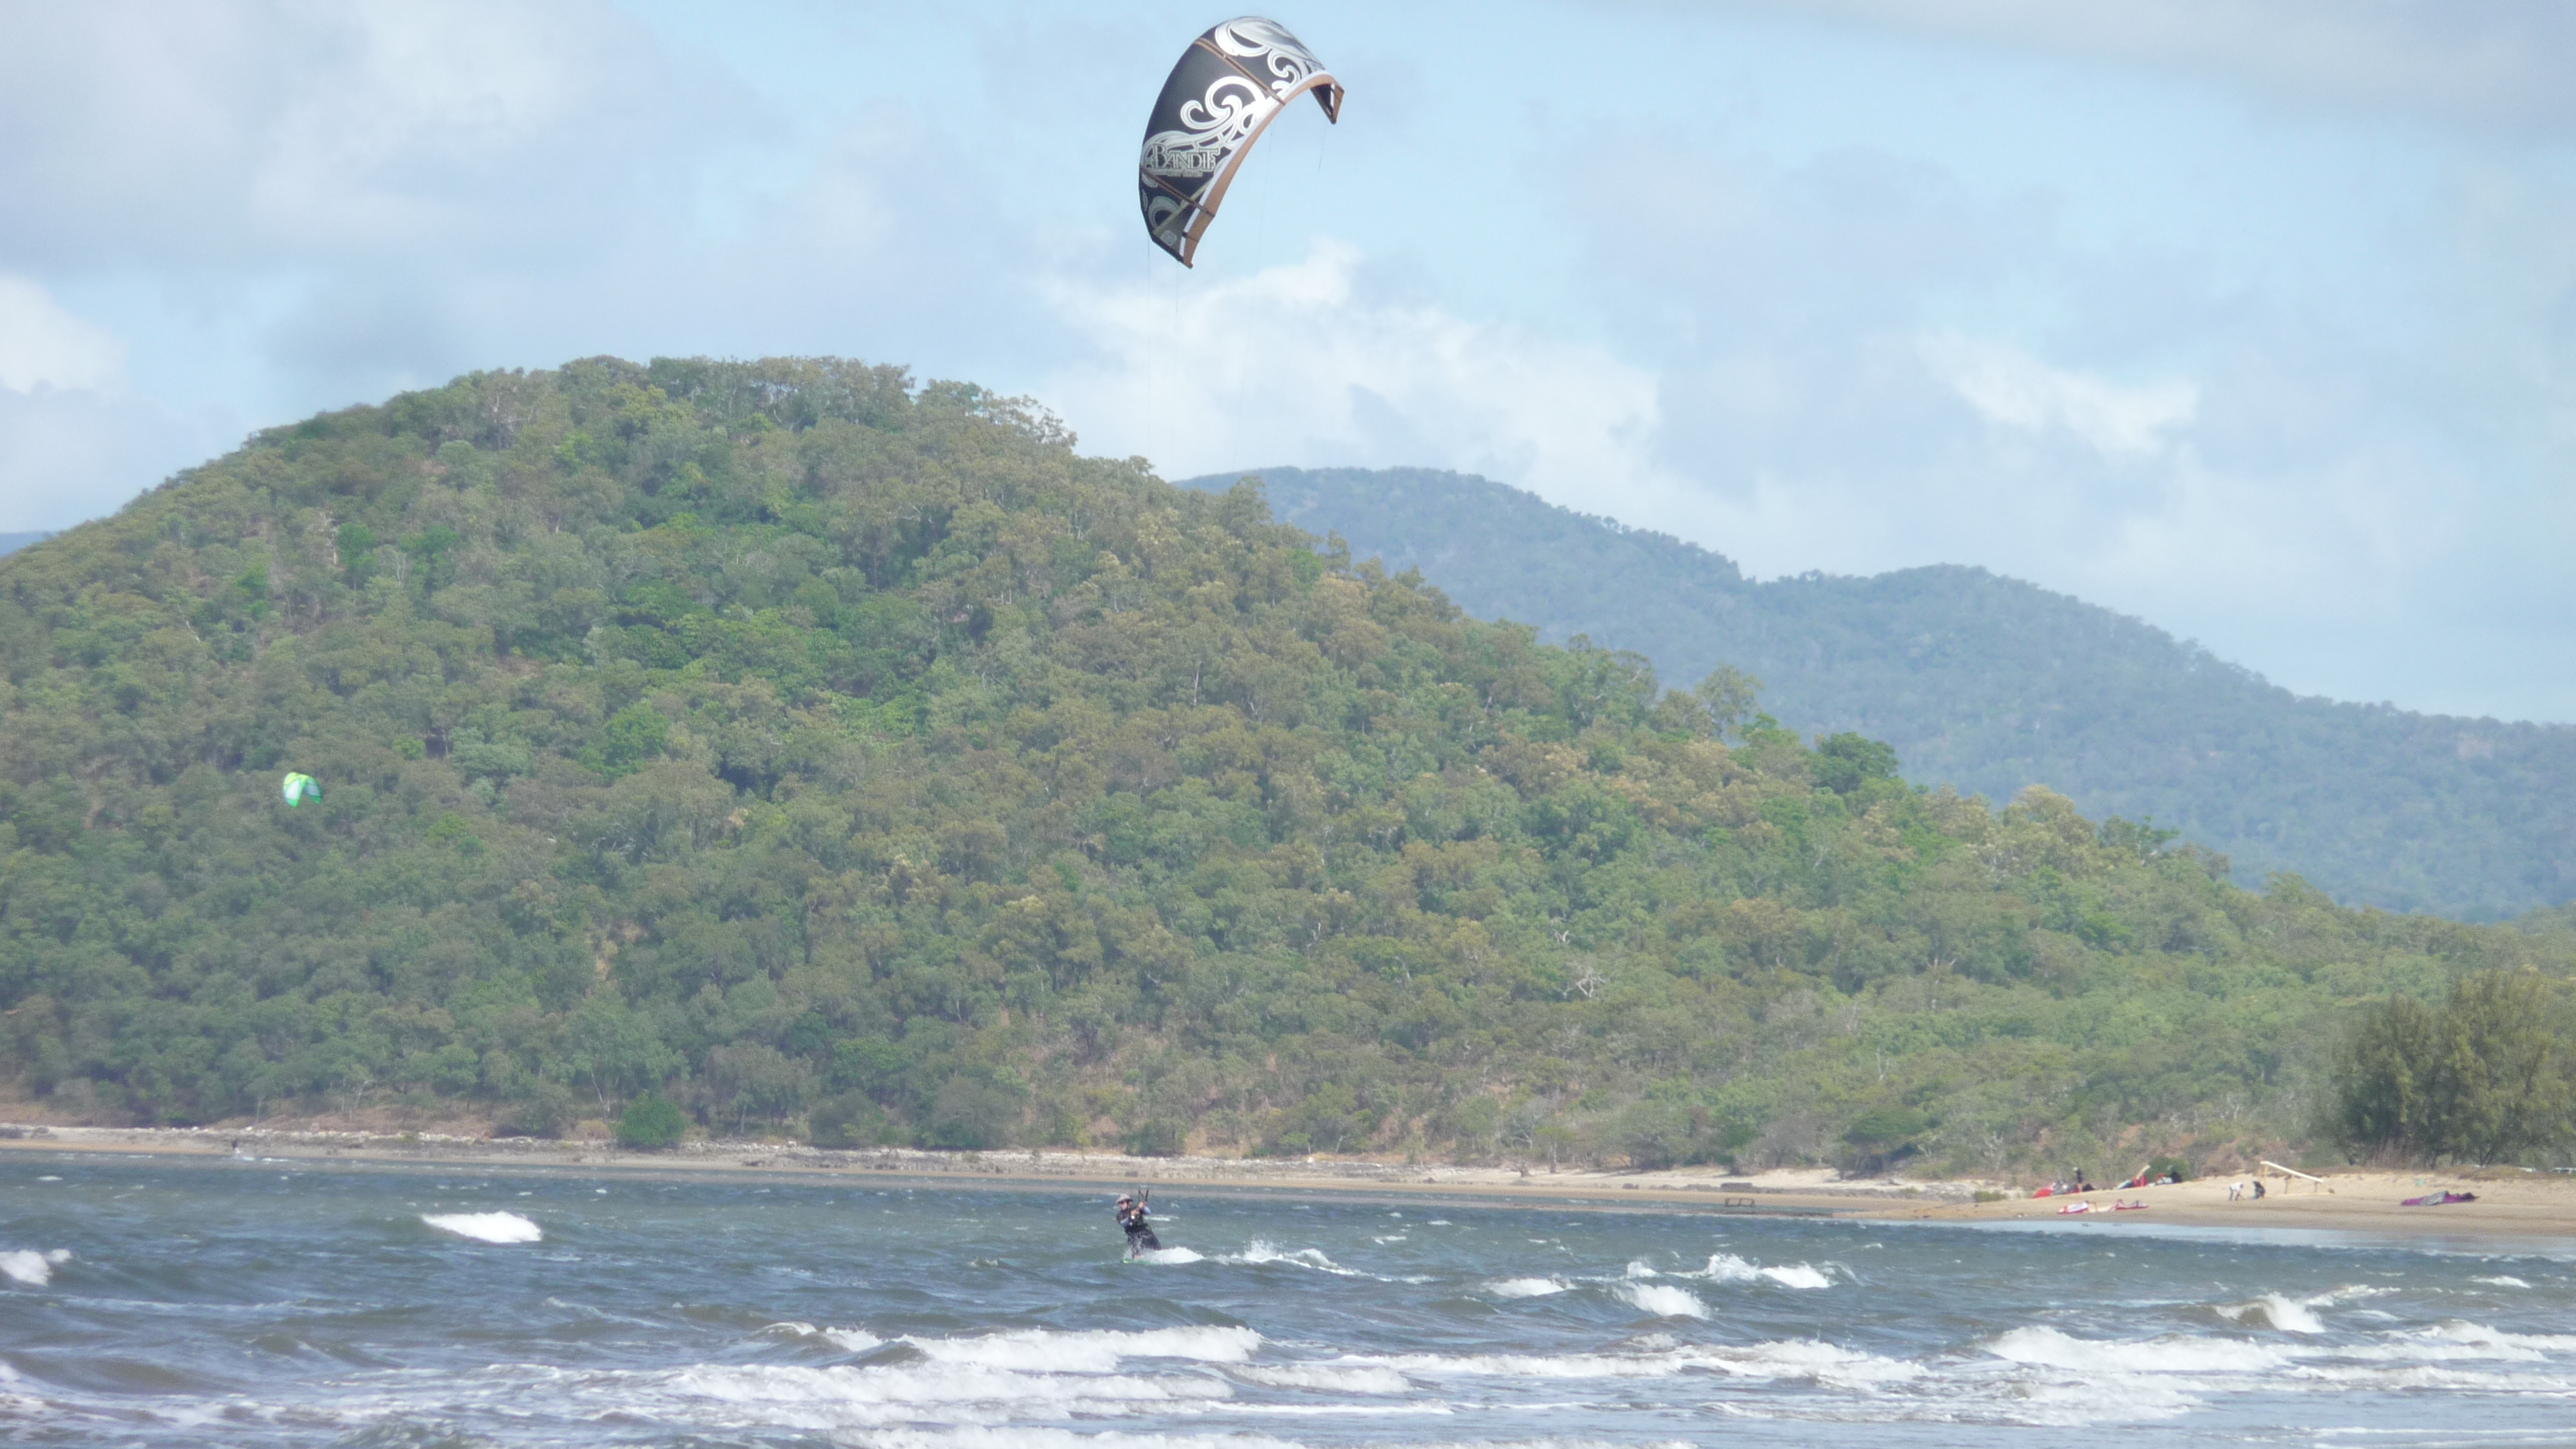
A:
[1712,1338,1924,1385]
[2474,1276,2532,1289]
[422,1212,541,1244]
[1683,1253,1833,1289]
[1223,1241,1361,1276]
[1484,1276,1572,1298]
[2332,1321,2576,1364]
[1130,1247,1204,1265]
[1230,1362,1412,1393]
[2218,1294,2325,1333]
[1334,1339,1915,1386]
[672,1360,1228,1423]
[0,1249,69,1286]
[837,1430,1302,1449]
[906,1326,1264,1373]
[1611,1282,1708,1319]
[1988,1326,2289,1374]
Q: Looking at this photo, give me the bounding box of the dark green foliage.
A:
[2147,1155,2192,1182]
[2331,972,2574,1163]
[927,1071,1020,1151]
[616,1092,688,1149]
[1198,466,2576,921]
[0,358,2570,1176]
[807,1090,891,1149]
[1842,1105,1930,1172]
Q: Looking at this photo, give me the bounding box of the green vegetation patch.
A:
[1,358,2570,1176]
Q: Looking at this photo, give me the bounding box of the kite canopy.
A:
[1138,17,1343,266]
[280,772,323,807]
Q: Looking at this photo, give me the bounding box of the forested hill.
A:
[0,533,52,557]
[1183,466,2576,922]
[2,358,2567,1178]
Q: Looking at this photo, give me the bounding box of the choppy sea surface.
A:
[4,1154,2575,1447]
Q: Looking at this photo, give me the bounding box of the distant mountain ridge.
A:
[1181,466,2576,921]
[0,533,52,557]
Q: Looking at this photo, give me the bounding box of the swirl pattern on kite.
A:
[1139,17,1343,266]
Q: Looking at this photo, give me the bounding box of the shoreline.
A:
[8,1124,2573,1242]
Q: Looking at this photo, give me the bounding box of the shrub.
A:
[808,1091,892,1150]
[616,1093,688,1150]
[493,1081,575,1139]
[1124,1119,1185,1158]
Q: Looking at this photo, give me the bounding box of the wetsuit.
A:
[1118,1201,1160,1255]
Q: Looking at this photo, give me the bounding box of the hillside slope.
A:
[1,360,2564,1178]
[1187,466,2576,921]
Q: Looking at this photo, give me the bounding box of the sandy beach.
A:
[8,1122,2572,1243]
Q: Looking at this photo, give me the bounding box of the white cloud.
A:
[1040,240,1683,514]
[1706,0,2576,137]
[0,1,756,271]
[0,276,124,393]
[1918,332,2197,455]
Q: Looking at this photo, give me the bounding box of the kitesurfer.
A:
[1115,1191,1160,1257]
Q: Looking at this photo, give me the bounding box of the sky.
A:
[3,1,2573,720]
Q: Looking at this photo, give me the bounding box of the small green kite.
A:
[280,772,323,807]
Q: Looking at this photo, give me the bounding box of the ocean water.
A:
[3,1155,2574,1446]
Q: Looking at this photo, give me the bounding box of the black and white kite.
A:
[1137,17,1344,266]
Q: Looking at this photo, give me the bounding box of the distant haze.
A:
[1191,466,2576,922]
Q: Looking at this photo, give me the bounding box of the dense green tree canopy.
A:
[1204,466,2576,922]
[3,358,2570,1174]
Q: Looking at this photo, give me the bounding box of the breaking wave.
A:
[1609,1282,1708,1319]
[0,1248,69,1287]
[1223,1241,1362,1276]
[1681,1253,1835,1289]
[1988,1326,2291,1373]
[2217,1293,2325,1333]
[422,1212,543,1244]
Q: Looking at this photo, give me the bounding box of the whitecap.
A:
[903,1325,1264,1373]
[1611,1281,1708,1319]
[670,1359,1231,1423]
[1230,1362,1412,1393]
[2333,1321,2576,1364]
[1327,1338,1913,1385]
[421,1212,543,1244]
[2474,1276,2532,1289]
[827,1429,1301,1449]
[1484,1276,1573,1298]
[1988,1325,2288,1373]
[0,1248,69,1287]
[1682,1252,1833,1289]
[1222,1241,1361,1276]
[2217,1294,2324,1333]
[764,1321,887,1354]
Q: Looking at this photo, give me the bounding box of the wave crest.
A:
[422,1212,543,1244]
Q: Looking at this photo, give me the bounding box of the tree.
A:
[2332,972,2572,1162]
[616,1093,688,1149]
[1693,666,1763,740]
